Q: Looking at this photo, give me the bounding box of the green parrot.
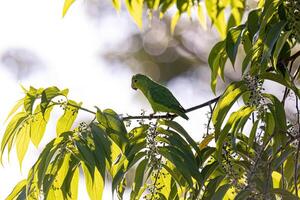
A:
[131,74,189,120]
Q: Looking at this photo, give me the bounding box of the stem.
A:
[294,96,300,197]
[123,96,220,120]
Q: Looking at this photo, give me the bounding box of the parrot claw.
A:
[149,113,155,119]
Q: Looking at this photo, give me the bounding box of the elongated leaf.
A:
[199,134,214,150]
[208,41,227,93]
[261,20,287,62]
[63,0,75,17]
[270,188,298,200]
[125,0,143,29]
[5,98,24,122]
[171,11,180,35]
[158,120,201,159]
[205,0,228,38]
[212,184,231,200]
[226,24,245,66]
[212,81,247,137]
[56,100,81,136]
[130,159,148,199]
[158,147,194,187]
[16,122,31,168]
[1,112,29,162]
[273,31,292,68]
[31,105,53,147]
[82,164,104,200]
[41,87,68,115]
[5,179,27,200]
[248,120,259,148]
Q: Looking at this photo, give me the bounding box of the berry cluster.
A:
[284,0,300,42]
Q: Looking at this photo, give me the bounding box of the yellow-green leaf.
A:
[56,100,81,136]
[16,122,31,168]
[5,179,27,200]
[1,112,29,163]
[5,98,24,122]
[63,0,75,17]
[171,11,180,35]
[82,164,104,200]
[199,134,214,150]
[31,105,53,147]
[125,0,144,29]
[112,0,121,11]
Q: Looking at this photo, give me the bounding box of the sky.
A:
[0,0,215,199]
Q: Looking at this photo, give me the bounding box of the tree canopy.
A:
[2,0,300,199]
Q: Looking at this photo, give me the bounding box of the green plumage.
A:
[131,74,189,120]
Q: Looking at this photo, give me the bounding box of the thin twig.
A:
[294,96,300,197]
[123,96,220,120]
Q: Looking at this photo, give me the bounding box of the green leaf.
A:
[208,41,227,93]
[227,0,245,29]
[41,86,68,116]
[248,120,259,148]
[130,159,148,199]
[82,164,104,200]
[216,106,254,162]
[270,188,298,200]
[16,121,31,168]
[170,11,180,35]
[112,0,121,11]
[199,134,214,150]
[56,100,81,136]
[5,179,27,200]
[1,112,29,163]
[272,30,292,68]
[261,20,287,62]
[205,0,228,38]
[225,24,245,66]
[158,147,194,187]
[246,8,261,40]
[5,98,24,122]
[211,184,231,200]
[212,81,247,137]
[31,105,53,147]
[24,87,38,114]
[63,0,75,17]
[125,0,143,29]
[158,120,201,159]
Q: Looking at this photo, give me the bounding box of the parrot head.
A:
[131,74,150,90]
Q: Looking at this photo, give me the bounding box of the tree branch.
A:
[122,96,220,120]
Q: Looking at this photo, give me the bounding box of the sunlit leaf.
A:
[5,98,24,122]
[199,134,214,150]
[16,121,31,168]
[125,0,143,29]
[171,11,180,35]
[5,179,27,200]
[130,159,148,199]
[63,0,75,17]
[212,81,247,136]
[82,164,104,200]
[56,100,81,136]
[273,30,292,68]
[225,24,245,66]
[1,112,29,163]
[31,105,53,147]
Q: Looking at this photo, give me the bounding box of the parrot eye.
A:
[134,79,138,83]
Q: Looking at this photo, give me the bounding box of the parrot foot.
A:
[149,113,156,120]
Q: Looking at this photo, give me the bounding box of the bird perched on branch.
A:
[131,74,189,120]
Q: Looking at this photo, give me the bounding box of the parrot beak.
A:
[131,83,137,90]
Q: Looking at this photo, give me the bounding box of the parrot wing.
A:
[147,83,189,119]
